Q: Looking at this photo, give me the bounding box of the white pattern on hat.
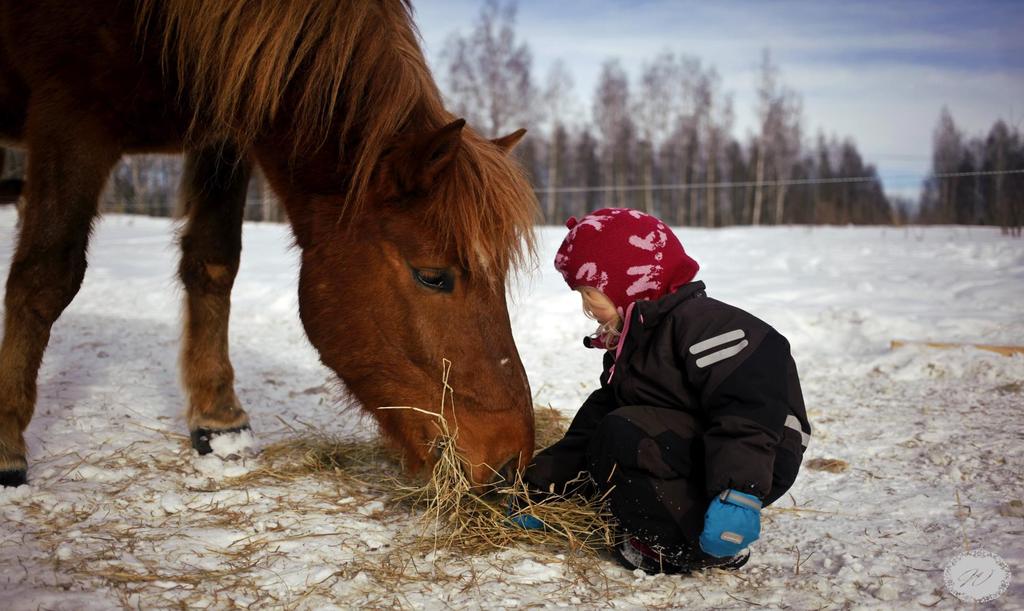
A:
[626,264,662,296]
[628,230,668,252]
[575,216,606,232]
[576,262,597,280]
[554,253,571,279]
[576,263,610,291]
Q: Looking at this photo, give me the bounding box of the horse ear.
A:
[491,128,527,153]
[392,119,466,195]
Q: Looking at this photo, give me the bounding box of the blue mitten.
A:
[699,489,762,558]
[506,497,545,530]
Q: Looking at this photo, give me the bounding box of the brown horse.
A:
[0,0,538,488]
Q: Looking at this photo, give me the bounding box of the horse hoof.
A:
[0,468,27,487]
[191,425,256,459]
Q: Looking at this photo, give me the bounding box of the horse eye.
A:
[412,268,455,293]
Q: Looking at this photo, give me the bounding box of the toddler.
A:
[523,207,811,574]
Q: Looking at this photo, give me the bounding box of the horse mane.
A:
[429,132,537,277]
[137,0,536,278]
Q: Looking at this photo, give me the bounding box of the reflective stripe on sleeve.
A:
[786,414,810,447]
[689,329,745,355]
[695,340,749,368]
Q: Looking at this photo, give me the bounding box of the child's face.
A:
[580,287,618,325]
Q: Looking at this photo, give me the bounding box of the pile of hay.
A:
[228,358,621,574]
[235,403,618,560]
[391,403,618,557]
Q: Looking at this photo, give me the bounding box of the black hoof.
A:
[190,424,252,455]
[0,468,27,487]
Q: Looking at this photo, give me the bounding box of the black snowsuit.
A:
[525,281,810,553]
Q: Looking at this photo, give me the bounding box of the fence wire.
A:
[532,168,1024,194]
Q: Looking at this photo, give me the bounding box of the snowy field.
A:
[1,207,1022,609]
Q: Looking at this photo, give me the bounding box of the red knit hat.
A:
[554,208,699,314]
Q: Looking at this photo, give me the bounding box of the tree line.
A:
[918,108,1023,235]
[444,2,893,227]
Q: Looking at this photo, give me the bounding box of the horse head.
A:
[294,119,536,487]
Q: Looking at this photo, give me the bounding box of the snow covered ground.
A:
[1,207,1022,609]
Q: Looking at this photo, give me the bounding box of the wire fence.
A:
[532,168,1024,194]
[2,156,1021,228]
[69,165,1023,221]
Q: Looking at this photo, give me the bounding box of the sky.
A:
[412,0,1024,199]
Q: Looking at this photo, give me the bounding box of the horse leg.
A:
[178,144,253,455]
[0,120,119,486]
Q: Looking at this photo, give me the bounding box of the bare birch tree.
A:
[441,0,535,137]
[750,50,802,225]
[634,52,678,214]
[705,86,734,228]
[770,90,802,225]
[593,59,632,208]
[542,60,576,222]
